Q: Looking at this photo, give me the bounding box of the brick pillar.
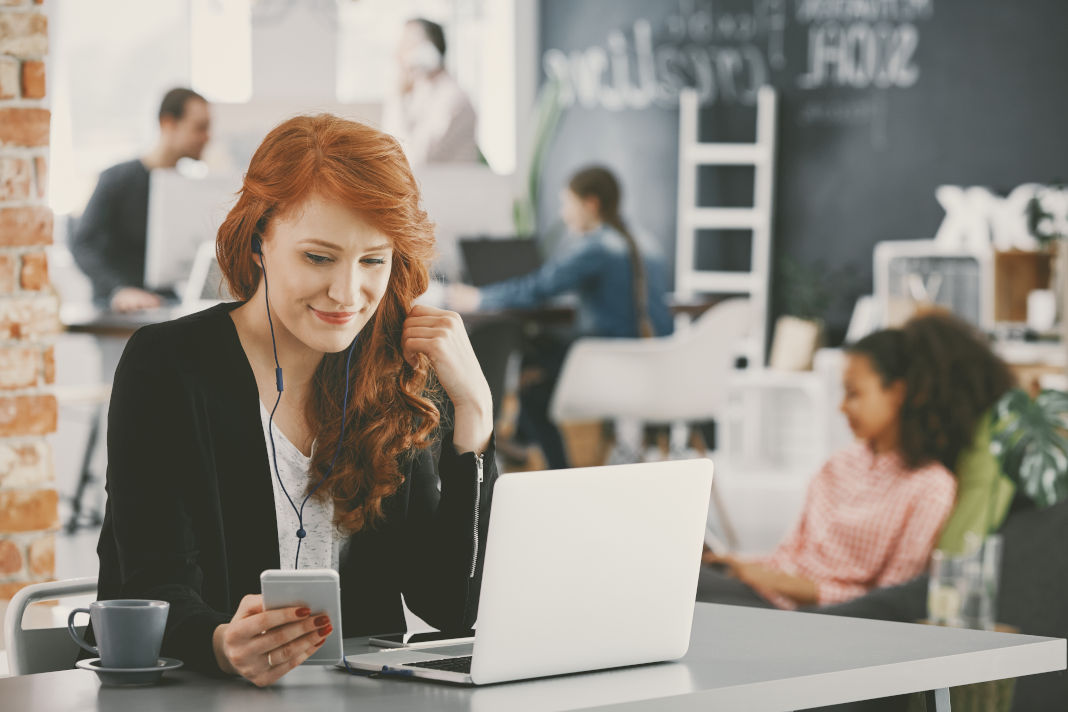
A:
[0,0,60,601]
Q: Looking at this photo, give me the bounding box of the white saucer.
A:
[76,657,183,686]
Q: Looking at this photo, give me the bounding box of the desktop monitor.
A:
[144,170,241,292]
[873,240,993,330]
[415,164,516,281]
[459,236,543,287]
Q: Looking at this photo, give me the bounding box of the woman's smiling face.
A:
[256,193,394,355]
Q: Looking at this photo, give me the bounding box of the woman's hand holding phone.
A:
[212,594,332,687]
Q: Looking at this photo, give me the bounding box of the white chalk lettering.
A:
[796,0,933,23]
[933,184,1062,252]
[798,21,920,89]
[542,0,931,110]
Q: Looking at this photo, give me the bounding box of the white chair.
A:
[549,298,754,548]
[549,297,753,429]
[4,577,97,675]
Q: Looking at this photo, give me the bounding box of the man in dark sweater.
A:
[71,88,211,312]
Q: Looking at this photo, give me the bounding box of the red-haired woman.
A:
[93,115,496,686]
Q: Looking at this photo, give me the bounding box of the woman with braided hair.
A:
[448,165,672,469]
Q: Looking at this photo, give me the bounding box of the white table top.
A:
[2,604,1064,712]
[994,338,1065,367]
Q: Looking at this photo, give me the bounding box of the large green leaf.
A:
[990,388,1068,508]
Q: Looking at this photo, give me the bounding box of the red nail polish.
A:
[296,607,311,618]
[314,615,329,626]
[319,625,333,637]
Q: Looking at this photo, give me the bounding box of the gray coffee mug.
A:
[68,599,169,668]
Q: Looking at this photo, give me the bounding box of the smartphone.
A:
[260,569,343,665]
[369,629,476,648]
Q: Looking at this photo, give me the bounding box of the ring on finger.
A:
[267,652,274,667]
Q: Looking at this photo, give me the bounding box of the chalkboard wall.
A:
[538,0,1068,337]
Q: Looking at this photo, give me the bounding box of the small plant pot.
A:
[769,316,823,371]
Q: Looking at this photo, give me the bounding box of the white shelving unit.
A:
[709,368,836,555]
[721,370,829,472]
[674,86,778,366]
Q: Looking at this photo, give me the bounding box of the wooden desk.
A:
[2,604,1062,712]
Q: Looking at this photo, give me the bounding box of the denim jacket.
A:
[478,226,673,338]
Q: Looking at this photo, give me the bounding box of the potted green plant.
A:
[981,387,1068,638]
[990,387,1068,511]
[512,79,564,236]
[769,256,832,370]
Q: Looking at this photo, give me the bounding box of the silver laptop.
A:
[343,459,713,685]
[181,240,230,311]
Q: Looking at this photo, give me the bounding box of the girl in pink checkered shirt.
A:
[699,311,1015,610]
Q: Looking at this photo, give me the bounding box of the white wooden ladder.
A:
[674,86,778,366]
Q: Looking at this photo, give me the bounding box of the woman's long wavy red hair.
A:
[216,114,439,533]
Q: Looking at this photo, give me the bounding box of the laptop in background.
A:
[181,240,231,311]
[459,236,543,287]
[343,459,714,685]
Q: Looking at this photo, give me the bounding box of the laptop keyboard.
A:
[405,656,472,674]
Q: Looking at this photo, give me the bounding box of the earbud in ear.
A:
[251,236,263,255]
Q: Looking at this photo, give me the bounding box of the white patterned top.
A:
[259,401,342,571]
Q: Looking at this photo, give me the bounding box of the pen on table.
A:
[379,666,415,677]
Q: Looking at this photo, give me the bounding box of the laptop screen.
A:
[199,257,230,302]
[459,236,542,287]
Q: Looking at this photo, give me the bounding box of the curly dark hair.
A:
[846,311,1015,471]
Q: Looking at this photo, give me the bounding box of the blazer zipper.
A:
[469,453,484,579]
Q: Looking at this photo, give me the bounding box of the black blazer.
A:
[94,302,497,672]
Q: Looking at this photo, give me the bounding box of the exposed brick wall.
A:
[19,59,42,99]
[0,0,56,600]
[0,57,16,99]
